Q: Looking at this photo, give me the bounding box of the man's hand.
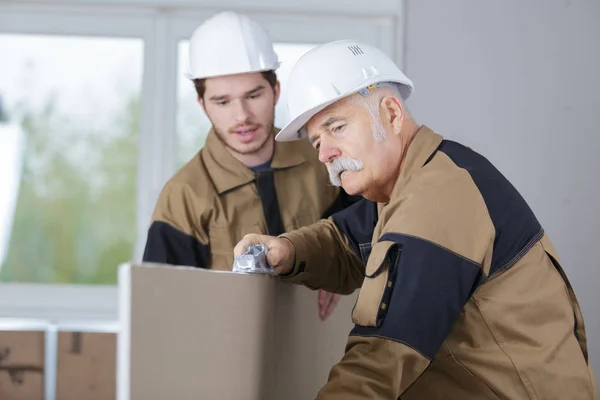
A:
[318,290,340,321]
[234,234,295,275]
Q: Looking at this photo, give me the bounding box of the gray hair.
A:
[298,82,409,142]
[349,82,409,142]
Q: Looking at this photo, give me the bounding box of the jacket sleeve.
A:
[313,170,495,398]
[280,198,377,294]
[142,181,210,268]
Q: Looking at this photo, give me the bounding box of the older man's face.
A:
[306,95,396,201]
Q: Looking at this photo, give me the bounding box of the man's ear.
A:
[379,96,404,136]
[273,80,281,105]
[197,96,207,113]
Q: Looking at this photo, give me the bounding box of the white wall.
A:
[404,0,600,376]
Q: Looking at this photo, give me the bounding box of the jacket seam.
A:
[379,232,481,268]
[472,296,538,400]
[433,150,495,272]
[541,247,595,379]
[151,219,209,247]
[348,332,432,397]
[497,227,544,272]
[348,332,431,361]
[443,342,502,399]
[484,228,544,283]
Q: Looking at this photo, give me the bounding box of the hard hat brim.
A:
[275,98,338,142]
[275,76,413,142]
[184,63,281,81]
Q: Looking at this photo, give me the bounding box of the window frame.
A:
[0,1,404,322]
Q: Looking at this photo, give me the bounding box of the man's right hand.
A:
[234,234,295,275]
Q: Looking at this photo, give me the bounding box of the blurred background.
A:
[0,0,599,391]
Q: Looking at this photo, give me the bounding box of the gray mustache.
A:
[327,157,363,186]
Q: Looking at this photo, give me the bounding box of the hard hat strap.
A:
[356,81,402,98]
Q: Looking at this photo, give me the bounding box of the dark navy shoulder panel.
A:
[437,140,543,277]
[142,221,210,268]
[331,198,378,259]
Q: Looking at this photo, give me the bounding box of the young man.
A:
[142,12,358,320]
[235,40,599,398]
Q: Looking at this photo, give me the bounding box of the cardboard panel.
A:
[121,264,358,400]
[127,267,277,400]
[57,332,116,400]
[0,331,45,366]
[0,331,44,400]
[0,370,44,400]
[272,281,355,399]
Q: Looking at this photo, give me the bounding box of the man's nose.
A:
[318,145,341,164]
[233,99,251,122]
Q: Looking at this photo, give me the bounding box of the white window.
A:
[0,7,154,320]
[0,33,143,285]
[0,2,403,321]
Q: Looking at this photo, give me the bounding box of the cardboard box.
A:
[0,330,117,400]
[0,367,44,400]
[118,264,359,400]
[0,331,44,400]
[57,332,116,400]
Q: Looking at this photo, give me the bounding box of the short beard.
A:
[214,119,274,155]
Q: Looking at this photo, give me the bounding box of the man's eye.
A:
[248,93,261,99]
[216,100,229,106]
[332,124,346,133]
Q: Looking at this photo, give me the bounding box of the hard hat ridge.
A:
[186,11,280,80]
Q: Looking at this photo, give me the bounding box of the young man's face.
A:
[200,72,280,157]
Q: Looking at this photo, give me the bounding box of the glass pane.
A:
[176,41,316,167]
[0,34,143,284]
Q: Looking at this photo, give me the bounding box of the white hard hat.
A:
[275,39,414,142]
[186,11,280,80]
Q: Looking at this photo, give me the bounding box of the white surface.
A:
[0,123,24,267]
[44,325,58,400]
[116,264,131,400]
[0,318,51,331]
[5,0,400,16]
[0,283,118,321]
[404,0,600,378]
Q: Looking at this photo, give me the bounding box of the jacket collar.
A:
[201,128,307,194]
[389,125,443,200]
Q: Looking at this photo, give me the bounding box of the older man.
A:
[234,40,599,399]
